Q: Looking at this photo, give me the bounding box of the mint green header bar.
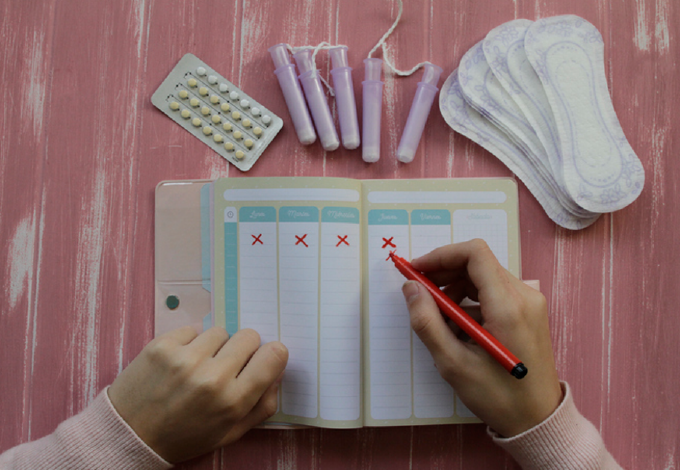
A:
[279,206,319,222]
[411,209,451,225]
[368,209,408,225]
[239,206,276,222]
[322,207,360,224]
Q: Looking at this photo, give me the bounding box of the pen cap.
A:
[330,46,360,149]
[396,63,443,163]
[329,46,349,69]
[362,58,383,162]
[268,43,292,68]
[269,44,317,145]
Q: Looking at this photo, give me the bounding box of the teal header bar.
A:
[239,206,276,222]
[368,209,408,225]
[411,209,451,225]
[279,206,319,222]
[322,207,360,224]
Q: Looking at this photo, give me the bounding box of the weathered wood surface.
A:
[1,0,678,468]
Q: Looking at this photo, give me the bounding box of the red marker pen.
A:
[390,253,528,379]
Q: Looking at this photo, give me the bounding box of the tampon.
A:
[329,46,360,150]
[268,43,316,145]
[362,58,383,162]
[396,63,443,163]
[293,48,340,151]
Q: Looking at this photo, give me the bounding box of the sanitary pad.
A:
[440,15,644,229]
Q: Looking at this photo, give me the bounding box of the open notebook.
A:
[155,177,521,428]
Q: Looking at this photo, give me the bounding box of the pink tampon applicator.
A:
[362,58,384,162]
[396,63,443,163]
[268,44,316,145]
[329,46,360,150]
[293,48,340,151]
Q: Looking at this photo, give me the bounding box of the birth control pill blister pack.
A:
[152,53,283,172]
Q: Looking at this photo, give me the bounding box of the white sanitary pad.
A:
[440,15,644,229]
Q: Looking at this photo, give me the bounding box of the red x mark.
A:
[336,235,349,247]
[251,234,263,245]
[382,237,396,249]
[386,249,396,261]
[295,234,308,247]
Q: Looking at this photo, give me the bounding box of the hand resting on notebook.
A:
[401,238,562,438]
[107,327,288,463]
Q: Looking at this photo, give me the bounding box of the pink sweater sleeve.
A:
[489,382,622,469]
[0,387,172,470]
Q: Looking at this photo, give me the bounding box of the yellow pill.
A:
[211,114,221,124]
[224,142,235,151]
[242,118,252,128]
[180,109,191,119]
[202,126,212,135]
[210,95,220,104]
[234,150,245,160]
[192,118,201,127]
[253,126,263,136]
[187,78,198,87]
[220,103,230,112]
[190,98,200,107]
[201,106,210,116]
[222,122,232,132]
[199,87,209,96]
[214,134,224,143]
[233,130,243,140]
[169,101,180,110]
[244,139,254,148]
[178,90,189,99]
[231,111,241,120]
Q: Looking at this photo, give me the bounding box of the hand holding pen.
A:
[398,239,562,437]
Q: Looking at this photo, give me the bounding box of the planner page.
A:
[212,177,364,428]
[361,178,520,427]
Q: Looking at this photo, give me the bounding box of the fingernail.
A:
[402,281,420,305]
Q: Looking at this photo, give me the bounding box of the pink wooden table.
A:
[1,0,678,468]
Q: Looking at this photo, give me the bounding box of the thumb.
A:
[402,281,474,373]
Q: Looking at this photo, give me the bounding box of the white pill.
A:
[251,107,261,116]
[219,83,229,93]
[187,78,198,87]
[234,150,245,160]
[202,126,212,135]
[233,130,243,140]
[253,126,263,136]
[178,90,189,99]
[181,109,191,119]
[211,114,221,124]
[224,142,234,151]
[196,67,207,76]
[229,91,239,100]
[222,122,232,132]
[169,101,180,110]
[190,98,200,107]
[201,106,210,116]
[220,103,230,112]
[192,118,201,127]
[242,118,252,128]
[262,115,272,125]
[199,87,209,96]
[210,95,220,104]
[244,139,254,148]
[239,99,250,109]
[214,134,224,143]
[208,75,218,84]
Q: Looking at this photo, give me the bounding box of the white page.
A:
[238,208,278,344]
[410,210,455,419]
[367,210,412,420]
[319,208,361,420]
[278,208,319,419]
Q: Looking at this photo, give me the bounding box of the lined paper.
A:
[319,207,361,421]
